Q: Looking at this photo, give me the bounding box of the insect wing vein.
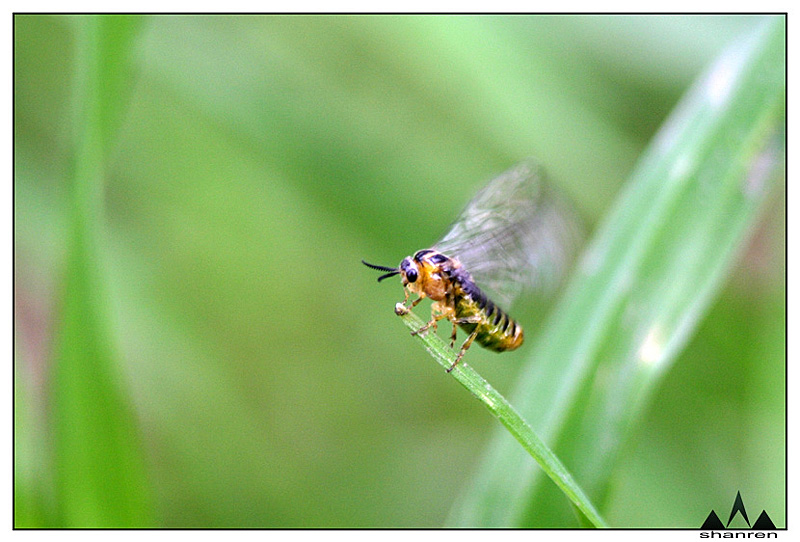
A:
[433,160,582,309]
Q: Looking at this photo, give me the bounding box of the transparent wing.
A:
[433,160,583,309]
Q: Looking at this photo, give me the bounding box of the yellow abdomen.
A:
[454,288,524,353]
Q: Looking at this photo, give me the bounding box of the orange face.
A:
[399,250,455,302]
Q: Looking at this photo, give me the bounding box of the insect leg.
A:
[395,293,425,315]
[411,310,447,337]
[447,328,479,373]
[450,315,480,348]
[411,301,453,337]
[455,316,482,324]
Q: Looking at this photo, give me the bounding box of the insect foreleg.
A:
[395,292,425,315]
[447,328,479,373]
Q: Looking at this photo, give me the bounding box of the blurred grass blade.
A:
[450,17,784,527]
[396,308,607,528]
[94,15,146,157]
[14,354,49,527]
[50,16,152,527]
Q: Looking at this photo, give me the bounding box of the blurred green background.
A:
[14,14,784,528]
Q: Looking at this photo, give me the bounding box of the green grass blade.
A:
[49,16,152,527]
[396,308,608,528]
[94,15,146,157]
[450,17,784,527]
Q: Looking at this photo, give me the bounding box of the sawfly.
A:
[363,161,581,372]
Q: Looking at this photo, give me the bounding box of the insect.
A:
[363,160,581,372]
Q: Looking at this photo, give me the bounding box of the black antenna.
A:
[377,271,400,282]
[362,260,400,282]
[362,260,397,273]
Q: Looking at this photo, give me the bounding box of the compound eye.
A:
[406,268,418,283]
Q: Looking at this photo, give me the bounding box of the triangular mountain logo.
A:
[727,491,750,527]
[753,510,777,529]
[701,491,777,530]
[701,510,725,530]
